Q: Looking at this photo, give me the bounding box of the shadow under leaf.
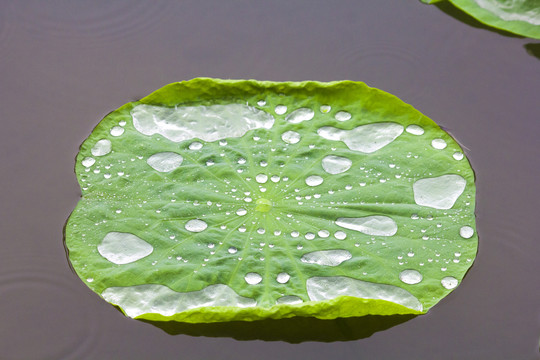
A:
[524,43,540,60]
[141,314,417,343]
[434,1,523,38]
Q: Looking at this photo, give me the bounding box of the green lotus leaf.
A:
[65,78,477,323]
[424,0,540,39]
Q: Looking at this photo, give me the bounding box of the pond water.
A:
[0,1,539,359]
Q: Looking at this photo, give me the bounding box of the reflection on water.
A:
[141,314,417,343]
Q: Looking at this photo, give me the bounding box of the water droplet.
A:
[453,152,464,160]
[441,276,458,289]
[276,272,291,284]
[238,226,246,233]
[110,126,125,136]
[320,105,331,113]
[86,278,94,283]
[276,295,303,305]
[206,159,215,166]
[185,219,208,232]
[336,216,398,236]
[305,232,315,240]
[219,140,227,146]
[322,155,352,174]
[285,108,314,123]
[281,130,301,144]
[82,157,95,167]
[236,208,247,216]
[318,230,330,238]
[431,138,447,149]
[244,272,262,285]
[260,160,268,167]
[399,270,423,284]
[306,175,324,186]
[237,158,246,164]
[413,175,466,209]
[275,105,287,115]
[318,123,403,153]
[459,226,474,239]
[147,152,183,172]
[405,125,424,135]
[334,231,347,240]
[270,175,280,183]
[274,230,281,236]
[334,111,351,121]
[301,250,352,266]
[256,174,268,183]
[257,228,265,234]
[228,247,238,254]
[257,100,266,106]
[98,232,153,264]
[91,139,112,156]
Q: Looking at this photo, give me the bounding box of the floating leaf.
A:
[423,0,540,39]
[65,78,478,323]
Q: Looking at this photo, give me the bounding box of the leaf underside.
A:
[425,0,540,39]
[65,78,477,323]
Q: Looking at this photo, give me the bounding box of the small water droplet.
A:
[256,174,268,183]
[281,131,301,144]
[305,232,315,240]
[244,272,262,285]
[82,157,95,167]
[110,126,125,136]
[459,226,474,239]
[334,231,347,240]
[306,175,324,186]
[238,158,246,164]
[453,152,464,160]
[275,105,287,115]
[276,272,290,284]
[399,270,423,284]
[441,276,458,289]
[291,231,299,238]
[228,247,238,254]
[236,208,247,216]
[185,219,208,232]
[334,111,351,121]
[405,125,424,135]
[257,100,266,106]
[431,138,447,149]
[318,230,330,238]
[320,105,331,113]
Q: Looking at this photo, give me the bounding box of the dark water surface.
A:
[1,1,539,359]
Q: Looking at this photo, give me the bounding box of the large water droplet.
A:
[322,155,352,174]
[146,152,183,172]
[441,276,458,289]
[318,123,403,153]
[413,174,466,209]
[459,226,474,239]
[281,130,301,144]
[244,272,262,285]
[336,216,398,236]
[334,111,351,121]
[301,250,352,266]
[98,232,153,265]
[185,219,208,232]
[306,175,324,186]
[285,108,314,123]
[91,139,112,156]
[399,270,423,284]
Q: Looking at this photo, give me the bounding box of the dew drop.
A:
[238,158,246,164]
[228,247,238,254]
[110,126,125,136]
[334,111,351,121]
[320,105,331,113]
[405,125,424,135]
[334,231,347,240]
[257,100,266,106]
[256,174,268,183]
[441,276,458,289]
[276,272,291,284]
[82,157,95,167]
[147,152,183,172]
[432,138,447,149]
[399,270,423,284]
[306,175,324,186]
[459,226,474,239]
[91,139,112,156]
[453,152,464,160]
[305,232,315,240]
[185,219,208,232]
[236,208,247,216]
[271,175,280,183]
[322,155,352,174]
[275,105,287,115]
[245,272,262,285]
[281,130,301,144]
[318,230,330,238]
[285,108,314,123]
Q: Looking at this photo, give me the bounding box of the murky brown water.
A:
[1,1,539,359]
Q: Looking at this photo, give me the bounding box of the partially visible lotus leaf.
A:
[65,78,478,323]
[422,0,540,39]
